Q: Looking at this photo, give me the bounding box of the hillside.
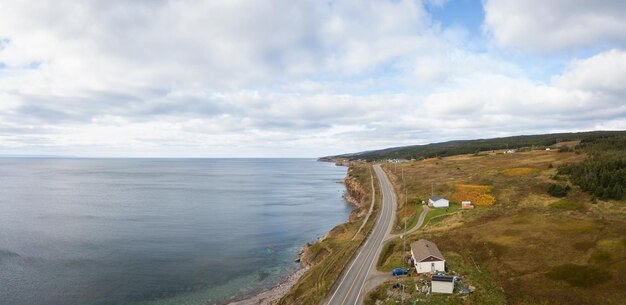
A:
[367,139,626,304]
[323,130,626,161]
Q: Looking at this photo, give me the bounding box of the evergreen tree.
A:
[557,134,626,202]
[602,188,611,201]
[612,184,623,200]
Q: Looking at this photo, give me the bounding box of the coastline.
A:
[226,266,310,305]
[225,239,320,305]
[228,160,365,305]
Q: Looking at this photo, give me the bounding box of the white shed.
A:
[461,201,474,209]
[429,196,449,208]
[410,239,445,274]
[431,275,454,294]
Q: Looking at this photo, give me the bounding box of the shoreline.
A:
[228,161,361,305]
[226,266,310,305]
[225,238,322,305]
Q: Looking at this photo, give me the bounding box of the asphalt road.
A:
[326,164,396,305]
[386,205,429,241]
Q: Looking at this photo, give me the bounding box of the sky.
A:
[0,0,625,157]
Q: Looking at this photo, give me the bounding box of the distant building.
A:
[431,275,454,294]
[429,196,449,208]
[411,239,445,273]
[461,201,474,209]
[546,148,551,151]
[388,158,408,163]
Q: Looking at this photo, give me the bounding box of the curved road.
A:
[326,164,396,305]
[386,205,429,241]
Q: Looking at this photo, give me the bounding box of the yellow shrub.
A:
[501,167,539,176]
[597,239,620,249]
[452,184,496,206]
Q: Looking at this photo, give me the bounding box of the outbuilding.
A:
[410,239,445,273]
[429,196,449,208]
[431,275,454,294]
[461,201,474,209]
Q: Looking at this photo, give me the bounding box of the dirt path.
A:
[352,168,376,240]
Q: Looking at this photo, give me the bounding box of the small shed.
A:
[431,275,454,294]
[429,196,449,208]
[411,239,445,273]
[461,201,474,209]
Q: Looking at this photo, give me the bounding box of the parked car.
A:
[391,268,408,276]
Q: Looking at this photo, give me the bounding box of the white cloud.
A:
[423,50,626,131]
[484,0,626,52]
[0,1,624,157]
[554,49,626,93]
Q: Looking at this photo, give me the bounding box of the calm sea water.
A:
[0,158,350,305]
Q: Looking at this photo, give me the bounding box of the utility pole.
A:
[402,218,407,305]
[403,219,407,264]
[402,166,406,207]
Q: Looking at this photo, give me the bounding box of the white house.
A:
[431,275,454,294]
[429,196,449,208]
[411,239,445,274]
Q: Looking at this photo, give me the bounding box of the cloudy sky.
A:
[1,0,625,157]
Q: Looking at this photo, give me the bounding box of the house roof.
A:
[432,275,454,282]
[429,196,445,201]
[410,239,445,262]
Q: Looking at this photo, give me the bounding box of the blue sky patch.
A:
[426,0,484,38]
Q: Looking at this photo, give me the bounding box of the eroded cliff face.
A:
[343,175,364,207]
[343,171,370,221]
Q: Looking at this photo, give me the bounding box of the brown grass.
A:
[375,150,626,305]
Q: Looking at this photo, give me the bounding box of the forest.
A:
[558,134,626,201]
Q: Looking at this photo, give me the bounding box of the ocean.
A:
[0,158,351,305]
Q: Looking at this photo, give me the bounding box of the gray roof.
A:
[429,196,445,201]
[410,239,445,262]
[432,275,454,282]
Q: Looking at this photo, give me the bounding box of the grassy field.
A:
[400,204,423,233]
[372,150,626,305]
[278,163,381,305]
[419,204,461,229]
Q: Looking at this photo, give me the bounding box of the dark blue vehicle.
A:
[391,268,408,276]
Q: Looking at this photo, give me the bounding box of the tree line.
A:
[328,130,626,161]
